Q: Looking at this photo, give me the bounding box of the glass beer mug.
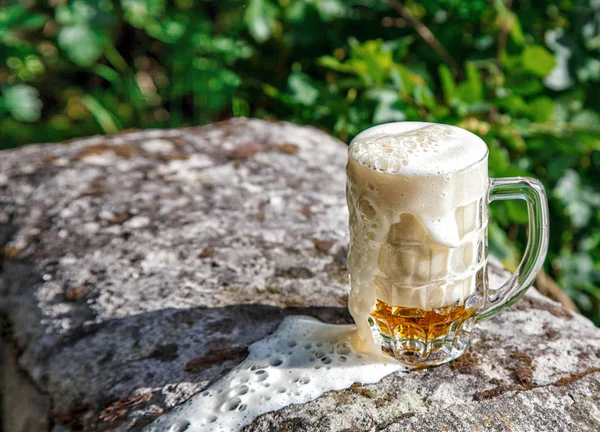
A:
[346,122,549,368]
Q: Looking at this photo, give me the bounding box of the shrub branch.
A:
[384,0,462,78]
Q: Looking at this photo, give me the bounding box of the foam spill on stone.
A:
[145,316,403,432]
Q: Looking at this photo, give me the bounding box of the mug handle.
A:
[477,177,550,321]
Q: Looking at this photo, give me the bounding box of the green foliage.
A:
[1,0,599,323]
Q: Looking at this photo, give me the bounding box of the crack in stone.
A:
[472,368,600,401]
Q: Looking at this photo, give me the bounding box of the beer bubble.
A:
[221,398,242,412]
[168,420,191,432]
[269,357,283,367]
[253,370,268,382]
[389,160,402,172]
[229,385,249,397]
[359,199,377,220]
[336,343,352,355]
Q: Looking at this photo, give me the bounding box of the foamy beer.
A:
[346,122,549,368]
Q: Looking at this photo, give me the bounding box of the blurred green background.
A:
[1,0,599,324]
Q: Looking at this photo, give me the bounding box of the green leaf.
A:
[245,0,278,43]
[554,170,593,228]
[506,200,528,224]
[348,39,394,86]
[314,0,346,21]
[457,63,482,104]
[368,88,405,123]
[509,15,524,45]
[143,18,186,43]
[529,96,554,122]
[505,73,544,96]
[522,45,556,77]
[571,111,600,128]
[413,85,435,108]
[317,56,355,74]
[81,95,120,133]
[0,6,47,30]
[2,85,42,122]
[488,221,520,271]
[438,64,456,104]
[498,95,529,116]
[288,72,319,106]
[121,0,166,26]
[58,25,104,66]
[373,102,405,123]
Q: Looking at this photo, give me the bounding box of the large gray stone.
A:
[0,119,599,432]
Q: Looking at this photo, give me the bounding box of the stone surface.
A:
[0,119,599,432]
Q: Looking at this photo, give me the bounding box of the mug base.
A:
[367,302,478,368]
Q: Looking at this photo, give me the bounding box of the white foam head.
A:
[349,122,488,176]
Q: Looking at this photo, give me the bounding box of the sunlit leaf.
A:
[522,45,556,77]
[554,170,594,228]
[288,72,319,106]
[58,24,104,67]
[438,65,456,104]
[81,95,120,133]
[488,221,520,271]
[2,84,42,122]
[245,0,278,43]
[529,96,554,122]
[457,63,482,104]
[572,111,600,128]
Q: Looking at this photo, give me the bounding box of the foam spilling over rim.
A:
[145,317,404,432]
[348,122,488,176]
